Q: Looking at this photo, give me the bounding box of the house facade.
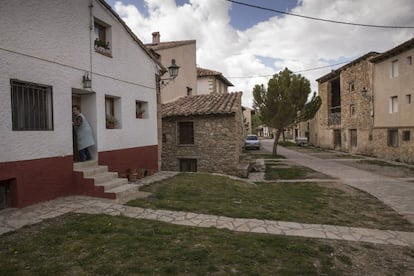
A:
[146,32,197,103]
[197,67,234,95]
[161,93,244,175]
[370,38,414,163]
[0,0,162,208]
[314,52,378,154]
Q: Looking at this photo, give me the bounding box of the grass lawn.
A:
[265,164,314,179]
[1,213,413,275]
[127,173,414,231]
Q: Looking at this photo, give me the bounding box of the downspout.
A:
[89,0,94,84]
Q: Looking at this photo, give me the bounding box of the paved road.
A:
[261,139,414,224]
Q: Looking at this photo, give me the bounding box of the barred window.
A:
[11,79,53,131]
[402,131,411,141]
[178,122,194,144]
[387,129,399,147]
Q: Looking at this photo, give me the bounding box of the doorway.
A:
[333,129,341,149]
[72,89,97,162]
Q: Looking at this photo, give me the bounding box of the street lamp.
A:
[161,59,180,86]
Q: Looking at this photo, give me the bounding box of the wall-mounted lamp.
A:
[82,72,91,89]
[361,87,373,101]
[361,87,368,97]
[160,59,180,87]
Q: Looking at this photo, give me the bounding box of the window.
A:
[11,79,53,131]
[387,129,399,147]
[350,129,357,147]
[407,94,412,104]
[179,159,197,172]
[389,96,398,113]
[402,131,411,141]
[391,60,399,78]
[186,87,192,96]
[105,96,119,129]
[136,100,148,119]
[350,104,356,117]
[348,82,355,92]
[407,56,412,65]
[94,18,111,55]
[178,122,194,144]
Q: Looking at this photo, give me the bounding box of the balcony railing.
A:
[328,106,341,126]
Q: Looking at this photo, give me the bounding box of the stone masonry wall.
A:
[372,128,414,164]
[162,114,241,175]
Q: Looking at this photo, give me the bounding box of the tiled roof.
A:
[197,67,234,86]
[370,37,414,63]
[316,52,379,83]
[162,92,242,118]
[146,40,196,51]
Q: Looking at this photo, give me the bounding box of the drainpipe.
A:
[89,0,94,86]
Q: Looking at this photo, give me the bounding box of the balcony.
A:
[328,106,341,126]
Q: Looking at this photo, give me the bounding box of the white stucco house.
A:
[0,0,164,208]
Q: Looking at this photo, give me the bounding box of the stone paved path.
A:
[1,196,414,247]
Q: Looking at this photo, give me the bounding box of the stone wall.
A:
[162,114,242,175]
[315,57,375,155]
[372,128,414,164]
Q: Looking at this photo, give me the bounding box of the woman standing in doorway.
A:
[72,105,95,161]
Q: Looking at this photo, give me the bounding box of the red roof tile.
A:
[197,67,234,86]
[162,92,242,118]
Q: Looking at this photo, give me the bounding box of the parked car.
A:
[244,134,260,150]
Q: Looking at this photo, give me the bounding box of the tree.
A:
[253,68,321,155]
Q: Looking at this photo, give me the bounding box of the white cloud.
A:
[114,0,414,107]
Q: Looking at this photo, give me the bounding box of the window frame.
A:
[10,79,54,131]
[391,59,399,78]
[402,130,411,142]
[387,129,399,147]
[177,121,194,145]
[389,96,398,113]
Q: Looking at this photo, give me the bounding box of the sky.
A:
[106,0,414,107]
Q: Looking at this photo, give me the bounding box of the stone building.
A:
[314,52,379,154]
[161,93,244,175]
[370,38,414,163]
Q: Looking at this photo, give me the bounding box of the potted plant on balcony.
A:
[106,114,116,129]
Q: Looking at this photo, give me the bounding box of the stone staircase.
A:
[73,160,150,203]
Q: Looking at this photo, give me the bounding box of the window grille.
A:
[11,79,53,131]
[178,122,194,144]
[387,129,399,147]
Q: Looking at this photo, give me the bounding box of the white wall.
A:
[0,0,159,162]
[197,77,212,95]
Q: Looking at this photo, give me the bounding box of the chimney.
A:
[152,32,160,44]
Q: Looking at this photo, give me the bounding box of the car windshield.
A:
[246,136,258,140]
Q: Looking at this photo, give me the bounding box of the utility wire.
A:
[227,61,349,79]
[226,0,414,29]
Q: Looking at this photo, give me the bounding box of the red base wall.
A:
[0,156,74,208]
[0,145,158,208]
[98,145,159,175]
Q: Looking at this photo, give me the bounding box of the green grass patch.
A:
[265,165,311,180]
[278,141,298,147]
[128,173,414,231]
[3,213,412,275]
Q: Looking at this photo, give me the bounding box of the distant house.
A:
[146,32,197,103]
[161,93,244,175]
[370,38,414,163]
[197,67,234,95]
[313,37,414,164]
[0,0,162,208]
